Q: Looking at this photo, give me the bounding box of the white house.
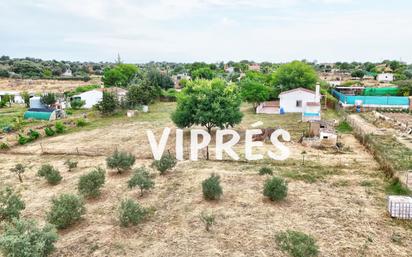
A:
[72,90,103,108]
[62,68,73,77]
[0,91,25,104]
[377,73,394,82]
[279,85,321,113]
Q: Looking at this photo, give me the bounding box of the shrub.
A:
[200,211,215,232]
[0,187,25,222]
[64,159,78,172]
[202,174,223,200]
[70,99,85,109]
[259,167,273,175]
[275,230,319,257]
[118,199,147,227]
[152,152,177,175]
[78,167,106,198]
[128,167,154,196]
[10,163,25,183]
[47,194,85,229]
[18,134,29,145]
[106,150,135,174]
[96,92,117,115]
[76,118,87,127]
[37,164,62,185]
[44,127,55,137]
[28,129,40,140]
[0,218,58,257]
[55,121,65,134]
[336,121,353,133]
[263,176,288,201]
[386,177,411,195]
[0,142,9,150]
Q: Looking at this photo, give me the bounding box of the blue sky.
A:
[1,0,411,63]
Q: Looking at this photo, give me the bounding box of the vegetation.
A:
[171,79,243,159]
[102,63,139,88]
[78,167,106,198]
[106,150,136,174]
[47,194,85,229]
[259,167,273,176]
[202,174,223,200]
[40,93,56,106]
[44,127,56,136]
[54,121,65,133]
[0,218,58,257]
[37,164,62,185]
[336,121,353,133]
[128,167,154,196]
[0,187,25,222]
[118,199,147,227]
[239,79,271,109]
[152,152,177,174]
[275,230,319,257]
[96,92,118,115]
[76,118,87,127]
[10,163,25,183]
[263,176,288,201]
[200,211,215,232]
[64,159,78,171]
[385,178,411,195]
[126,79,159,107]
[70,99,86,109]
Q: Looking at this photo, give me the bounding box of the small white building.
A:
[0,91,25,104]
[377,73,394,83]
[72,90,103,109]
[62,68,73,77]
[279,85,321,113]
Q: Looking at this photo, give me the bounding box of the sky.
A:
[1,0,412,63]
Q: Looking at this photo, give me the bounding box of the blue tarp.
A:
[332,89,409,106]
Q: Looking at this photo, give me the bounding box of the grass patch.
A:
[336,121,353,133]
[385,178,411,195]
[280,165,342,183]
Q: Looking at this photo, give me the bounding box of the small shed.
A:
[388,195,412,219]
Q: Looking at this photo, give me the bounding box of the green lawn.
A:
[0,105,27,128]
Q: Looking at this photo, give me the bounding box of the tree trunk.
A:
[18,174,22,183]
[206,127,211,160]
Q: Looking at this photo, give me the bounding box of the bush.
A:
[336,121,353,133]
[0,218,58,257]
[47,194,85,229]
[78,167,106,198]
[118,199,147,227]
[152,153,177,175]
[0,187,25,222]
[18,134,29,145]
[37,164,62,185]
[259,167,273,175]
[200,211,215,232]
[76,118,87,127]
[106,150,135,174]
[128,167,154,196]
[275,230,319,257]
[70,99,85,109]
[28,129,40,140]
[263,176,288,201]
[44,127,55,137]
[0,142,9,150]
[54,121,65,134]
[64,159,78,172]
[202,174,223,200]
[96,92,117,115]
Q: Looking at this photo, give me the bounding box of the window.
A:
[296,100,302,107]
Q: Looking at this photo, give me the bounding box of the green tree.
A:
[78,167,106,198]
[96,92,117,115]
[146,68,174,89]
[10,163,25,183]
[191,67,215,80]
[171,79,243,159]
[102,64,139,88]
[271,61,318,94]
[0,218,58,257]
[351,70,365,78]
[126,79,159,107]
[70,99,85,109]
[239,79,270,109]
[47,194,85,229]
[106,150,136,174]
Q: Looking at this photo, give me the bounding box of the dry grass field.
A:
[0,78,101,93]
[1,103,411,257]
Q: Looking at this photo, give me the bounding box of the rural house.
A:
[72,87,128,109]
[377,73,394,82]
[279,84,321,117]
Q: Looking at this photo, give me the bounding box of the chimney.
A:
[315,83,320,102]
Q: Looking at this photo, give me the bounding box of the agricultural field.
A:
[0,78,101,93]
[1,102,411,257]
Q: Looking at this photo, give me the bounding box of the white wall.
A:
[279,90,319,113]
[76,90,103,108]
[377,73,394,82]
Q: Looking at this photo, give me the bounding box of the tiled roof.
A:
[279,87,315,96]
